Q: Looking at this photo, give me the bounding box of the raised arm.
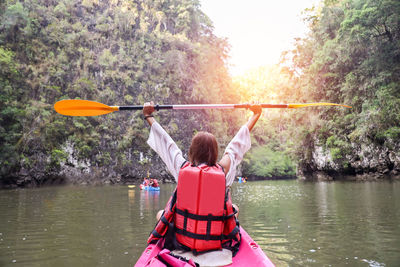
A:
[143,102,186,182]
[219,104,262,185]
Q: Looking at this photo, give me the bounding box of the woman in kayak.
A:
[143,101,261,254]
[150,178,159,188]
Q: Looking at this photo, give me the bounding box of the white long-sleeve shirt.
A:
[147,122,251,187]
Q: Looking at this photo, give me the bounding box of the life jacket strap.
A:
[161,214,169,225]
[180,160,189,169]
[175,225,241,241]
[216,163,225,174]
[169,190,177,212]
[206,214,212,241]
[224,225,241,240]
[151,229,162,238]
[175,227,223,241]
[175,208,236,221]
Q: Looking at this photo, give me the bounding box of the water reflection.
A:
[232,181,400,266]
[0,181,399,266]
[128,189,135,206]
[139,190,160,219]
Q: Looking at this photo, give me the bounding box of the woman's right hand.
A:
[143,101,156,126]
[143,101,155,116]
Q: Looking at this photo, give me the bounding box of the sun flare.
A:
[232,65,291,104]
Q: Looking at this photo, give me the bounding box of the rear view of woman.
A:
[143,101,262,255]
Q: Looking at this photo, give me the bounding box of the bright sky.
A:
[200,0,320,76]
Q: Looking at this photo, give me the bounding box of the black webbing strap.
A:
[180,160,188,169]
[151,229,162,238]
[157,251,200,267]
[183,209,188,231]
[175,225,240,241]
[175,227,223,241]
[206,214,212,241]
[224,225,240,239]
[170,191,177,212]
[160,215,169,225]
[175,208,235,221]
[224,203,241,240]
[216,163,225,174]
[156,253,173,267]
[222,235,241,257]
[168,252,200,267]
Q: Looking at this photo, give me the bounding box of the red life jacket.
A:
[148,162,241,255]
[152,179,159,187]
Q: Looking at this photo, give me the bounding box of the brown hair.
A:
[188,132,218,166]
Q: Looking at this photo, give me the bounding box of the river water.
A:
[0,180,399,266]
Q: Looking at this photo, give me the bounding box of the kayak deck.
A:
[135,226,274,266]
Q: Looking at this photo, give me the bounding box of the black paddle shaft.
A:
[118,105,173,111]
[118,104,288,111]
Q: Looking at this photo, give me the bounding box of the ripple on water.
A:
[1,181,400,266]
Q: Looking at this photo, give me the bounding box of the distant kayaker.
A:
[143,101,261,255]
[150,178,159,187]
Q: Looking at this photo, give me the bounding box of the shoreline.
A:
[1,172,399,189]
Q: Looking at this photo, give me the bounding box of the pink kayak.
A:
[135,226,275,266]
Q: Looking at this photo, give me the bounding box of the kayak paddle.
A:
[54,99,352,117]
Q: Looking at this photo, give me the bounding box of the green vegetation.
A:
[243,146,296,177]
[0,0,235,184]
[0,0,399,185]
[231,0,399,178]
[284,0,400,171]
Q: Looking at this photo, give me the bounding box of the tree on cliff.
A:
[285,0,400,177]
[0,0,237,186]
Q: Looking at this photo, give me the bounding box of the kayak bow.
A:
[135,226,275,266]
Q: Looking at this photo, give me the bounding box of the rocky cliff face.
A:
[297,138,400,181]
[0,0,239,189]
[2,111,236,188]
[5,140,176,188]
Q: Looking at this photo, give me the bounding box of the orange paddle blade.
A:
[54,100,119,116]
[287,103,352,109]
